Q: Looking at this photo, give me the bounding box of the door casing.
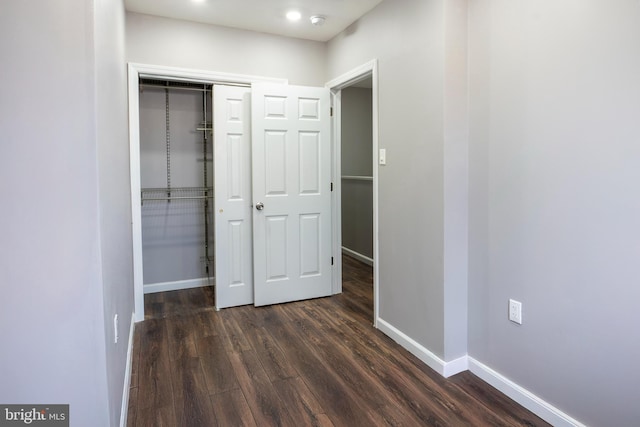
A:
[326,59,380,327]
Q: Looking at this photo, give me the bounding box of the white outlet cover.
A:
[509,299,522,325]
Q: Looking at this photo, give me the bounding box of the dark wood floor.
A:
[128,256,550,426]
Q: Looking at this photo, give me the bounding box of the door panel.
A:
[214,85,253,309]
[265,215,288,281]
[300,213,321,276]
[299,132,321,193]
[264,131,287,195]
[252,83,332,306]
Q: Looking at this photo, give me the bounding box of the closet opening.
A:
[128,64,289,321]
[339,78,375,322]
[130,64,340,320]
[138,78,216,317]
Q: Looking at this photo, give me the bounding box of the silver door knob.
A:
[255,202,264,211]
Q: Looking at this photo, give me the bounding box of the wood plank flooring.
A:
[129,256,550,426]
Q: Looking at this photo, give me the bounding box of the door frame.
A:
[127,63,286,322]
[325,59,380,327]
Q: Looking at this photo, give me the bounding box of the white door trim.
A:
[128,63,287,322]
[325,59,380,327]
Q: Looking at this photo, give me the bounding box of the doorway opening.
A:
[327,60,380,326]
[137,78,215,319]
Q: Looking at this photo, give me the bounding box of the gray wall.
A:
[126,12,326,87]
[95,0,136,423]
[341,87,373,259]
[0,1,108,419]
[0,0,134,425]
[467,1,640,426]
[330,0,640,424]
[327,0,469,360]
[140,87,214,284]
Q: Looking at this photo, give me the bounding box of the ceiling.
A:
[124,0,385,42]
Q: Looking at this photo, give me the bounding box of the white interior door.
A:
[214,85,254,309]
[251,83,333,306]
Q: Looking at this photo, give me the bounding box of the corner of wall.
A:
[377,318,468,378]
[442,0,470,362]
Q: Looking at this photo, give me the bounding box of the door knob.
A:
[255,202,264,211]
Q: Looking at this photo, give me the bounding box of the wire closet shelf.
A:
[140,186,213,203]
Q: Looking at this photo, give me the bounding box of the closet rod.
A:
[140,84,209,93]
[140,82,250,92]
[342,175,374,181]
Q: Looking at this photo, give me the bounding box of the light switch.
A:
[379,149,386,165]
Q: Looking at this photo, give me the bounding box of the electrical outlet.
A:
[509,299,522,325]
[114,314,119,344]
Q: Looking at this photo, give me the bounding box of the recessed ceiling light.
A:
[286,11,302,21]
[192,0,205,3]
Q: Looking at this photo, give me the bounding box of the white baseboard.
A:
[341,246,374,266]
[376,318,467,378]
[120,312,135,427]
[468,357,586,427]
[143,277,213,294]
[442,354,469,378]
[376,319,585,426]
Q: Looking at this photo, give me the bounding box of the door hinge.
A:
[330,182,333,192]
[330,107,334,117]
[331,256,334,266]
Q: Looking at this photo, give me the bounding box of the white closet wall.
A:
[139,85,214,286]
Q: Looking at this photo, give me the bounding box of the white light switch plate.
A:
[379,149,386,165]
